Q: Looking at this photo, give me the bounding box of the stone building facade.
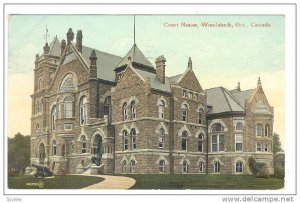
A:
[30,28,274,175]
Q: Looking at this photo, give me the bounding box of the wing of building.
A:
[30,28,274,175]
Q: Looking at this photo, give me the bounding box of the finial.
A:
[133,15,136,45]
[257,77,262,87]
[67,28,74,44]
[89,50,97,66]
[127,56,132,65]
[237,81,241,91]
[43,24,49,43]
[188,57,192,69]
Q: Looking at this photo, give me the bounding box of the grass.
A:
[121,174,284,190]
[8,175,104,189]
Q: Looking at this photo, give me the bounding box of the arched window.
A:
[52,140,57,156]
[212,123,224,132]
[265,124,270,137]
[182,160,188,173]
[81,135,87,153]
[80,97,87,125]
[51,105,57,130]
[198,108,204,124]
[214,161,220,173]
[122,160,127,173]
[39,100,43,113]
[64,96,73,118]
[159,128,164,149]
[182,104,188,122]
[181,131,188,151]
[131,101,136,120]
[198,133,204,152]
[256,124,263,136]
[123,130,128,150]
[236,122,243,131]
[36,123,40,134]
[35,100,39,114]
[131,129,137,150]
[199,161,205,173]
[62,144,66,157]
[158,100,165,119]
[236,161,243,173]
[38,78,43,90]
[130,160,136,173]
[122,103,127,121]
[159,160,165,172]
[104,97,111,122]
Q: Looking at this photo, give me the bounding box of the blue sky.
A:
[7,15,285,145]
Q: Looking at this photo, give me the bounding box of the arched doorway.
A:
[38,143,46,165]
[92,134,103,166]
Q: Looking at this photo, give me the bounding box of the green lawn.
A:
[122,174,284,190]
[8,175,104,189]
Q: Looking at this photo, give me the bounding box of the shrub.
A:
[248,157,257,175]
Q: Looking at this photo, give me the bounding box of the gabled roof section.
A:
[116,44,154,69]
[49,37,61,57]
[206,87,244,115]
[230,88,255,108]
[253,100,272,115]
[169,74,182,84]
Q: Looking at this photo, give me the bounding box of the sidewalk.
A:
[73,174,136,189]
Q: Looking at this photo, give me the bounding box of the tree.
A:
[8,133,31,175]
[272,132,282,155]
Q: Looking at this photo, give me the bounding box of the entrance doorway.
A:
[92,134,103,166]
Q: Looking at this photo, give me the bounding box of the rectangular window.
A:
[64,123,72,130]
[235,134,243,151]
[256,143,262,152]
[264,143,268,152]
[159,136,164,149]
[64,102,73,118]
[182,90,187,97]
[188,92,193,99]
[211,135,224,152]
[132,136,136,150]
[198,140,203,152]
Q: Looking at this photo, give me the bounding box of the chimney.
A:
[43,43,50,55]
[61,39,66,56]
[67,28,74,44]
[155,55,166,84]
[76,30,83,53]
[127,56,132,66]
[89,50,97,78]
[188,57,192,69]
[237,82,241,91]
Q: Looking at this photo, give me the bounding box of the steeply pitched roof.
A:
[116,44,154,68]
[230,89,255,108]
[206,87,246,115]
[49,37,61,57]
[169,74,182,84]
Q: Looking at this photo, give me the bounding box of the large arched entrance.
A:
[92,134,103,166]
[38,143,46,165]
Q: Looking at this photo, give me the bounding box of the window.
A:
[64,97,73,118]
[36,123,40,134]
[198,108,204,124]
[159,160,165,172]
[38,78,43,90]
[122,103,128,121]
[199,161,204,173]
[264,143,269,152]
[131,101,136,120]
[194,93,198,101]
[52,140,57,156]
[256,142,262,152]
[62,144,66,157]
[64,123,72,130]
[104,97,111,121]
[123,130,128,150]
[212,123,224,132]
[39,100,43,113]
[79,96,87,125]
[51,105,57,130]
[131,129,137,150]
[181,131,188,150]
[235,134,243,151]
[265,124,270,137]
[122,160,127,173]
[81,135,87,153]
[182,104,188,122]
[182,90,187,97]
[159,128,164,149]
[35,100,39,114]
[256,124,263,136]
[198,134,204,152]
[236,161,243,173]
[214,161,220,173]
[188,92,193,99]
[182,161,188,173]
[158,100,165,119]
[130,160,136,173]
[211,135,224,152]
[236,122,243,131]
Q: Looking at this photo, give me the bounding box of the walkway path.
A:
[73,174,136,189]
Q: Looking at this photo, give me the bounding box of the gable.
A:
[247,87,272,113]
[178,68,203,92]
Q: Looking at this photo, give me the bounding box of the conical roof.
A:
[116,44,154,68]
